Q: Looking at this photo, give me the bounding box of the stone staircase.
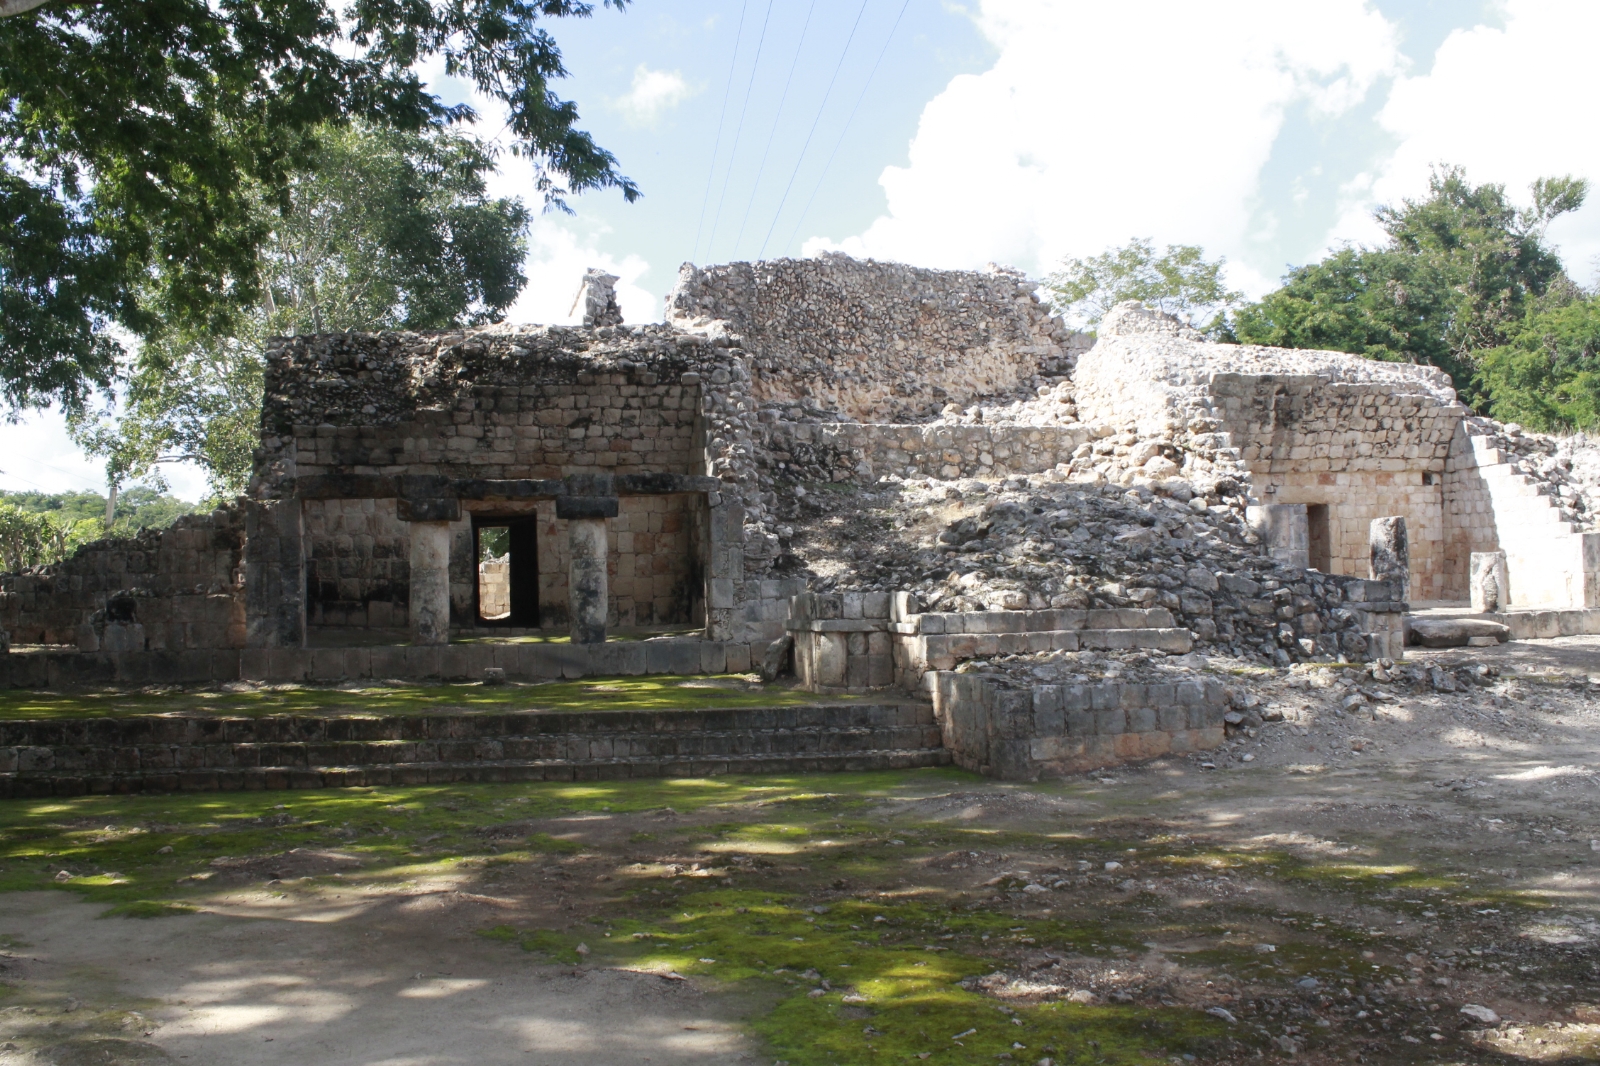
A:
[1468,436,1600,609]
[0,703,950,798]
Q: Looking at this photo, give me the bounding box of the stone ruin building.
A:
[4,252,1599,787]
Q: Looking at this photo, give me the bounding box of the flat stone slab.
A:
[1407,616,1511,648]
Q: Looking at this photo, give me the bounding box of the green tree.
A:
[1044,238,1242,331]
[69,122,530,500]
[1477,294,1600,432]
[0,501,69,570]
[0,0,636,413]
[1234,166,1587,407]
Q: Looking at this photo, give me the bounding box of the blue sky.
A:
[8,0,1598,499]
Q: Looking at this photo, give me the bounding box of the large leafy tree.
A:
[1045,238,1242,331]
[1476,294,1600,432]
[70,121,530,500]
[1233,167,1586,407]
[0,0,636,412]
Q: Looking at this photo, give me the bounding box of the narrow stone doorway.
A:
[473,517,539,627]
[1307,503,1332,574]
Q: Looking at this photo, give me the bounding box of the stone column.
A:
[556,491,619,644]
[567,517,608,644]
[408,521,452,645]
[1369,516,1409,601]
[1470,550,1509,613]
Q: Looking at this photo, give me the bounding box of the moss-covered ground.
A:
[3,762,1586,1064]
[0,673,850,721]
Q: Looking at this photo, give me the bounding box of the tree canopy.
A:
[69,121,530,500]
[0,0,634,411]
[1232,167,1588,410]
[1044,238,1241,332]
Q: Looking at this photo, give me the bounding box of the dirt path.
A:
[0,892,753,1065]
[5,637,1600,1064]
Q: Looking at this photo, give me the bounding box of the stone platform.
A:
[0,702,948,798]
[0,637,759,690]
[932,672,1228,780]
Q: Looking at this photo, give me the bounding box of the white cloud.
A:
[806,0,1401,295]
[1342,0,1600,280]
[507,217,658,325]
[613,65,692,126]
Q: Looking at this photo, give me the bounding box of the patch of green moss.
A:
[475,925,587,965]
[482,888,1240,1065]
[0,769,975,907]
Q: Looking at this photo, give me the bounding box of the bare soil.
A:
[4,636,1600,1064]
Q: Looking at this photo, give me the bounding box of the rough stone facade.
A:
[667,254,1074,421]
[6,255,1595,780]
[0,509,244,651]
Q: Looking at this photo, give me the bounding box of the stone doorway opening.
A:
[1307,503,1332,574]
[473,516,539,627]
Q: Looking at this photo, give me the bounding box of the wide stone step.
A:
[1,747,953,798]
[0,702,945,796]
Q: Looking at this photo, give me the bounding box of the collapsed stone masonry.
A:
[2,253,1594,778]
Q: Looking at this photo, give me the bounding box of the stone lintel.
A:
[294,472,722,502]
[555,496,620,520]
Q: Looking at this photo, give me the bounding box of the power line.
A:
[692,0,750,266]
[704,0,775,264]
[756,0,872,261]
[730,0,817,258]
[779,0,911,258]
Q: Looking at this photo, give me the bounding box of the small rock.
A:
[1296,976,1320,990]
[574,943,590,956]
[1022,884,1048,894]
[53,870,74,882]
[1254,943,1276,953]
[1066,990,1096,1004]
[1104,861,1122,872]
[157,845,174,854]
[1459,1004,1499,1024]
[1205,1006,1237,1024]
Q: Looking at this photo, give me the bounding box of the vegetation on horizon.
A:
[1057,167,1600,433]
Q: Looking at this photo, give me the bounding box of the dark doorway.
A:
[473,517,539,627]
[1307,504,1331,574]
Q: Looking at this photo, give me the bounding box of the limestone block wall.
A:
[1441,423,1500,601]
[932,671,1228,780]
[1263,471,1449,601]
[667,255,1073,421]
[759,422,1091,483]
[478,560,510,618]
[1073,303,1469,603]
[0,509,245,649]
[302,498,410,628]
[529,495,699,628]
[279,373,701,483]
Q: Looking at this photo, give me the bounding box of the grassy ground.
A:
[3,764,1583,1064]
[0,674,852,721]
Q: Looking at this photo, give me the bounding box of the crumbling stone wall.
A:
[257,328,705,485]
[0,508,244,650]
[1073,303,1468,601]
[667,254,1074,421]
[249,323,767,644]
